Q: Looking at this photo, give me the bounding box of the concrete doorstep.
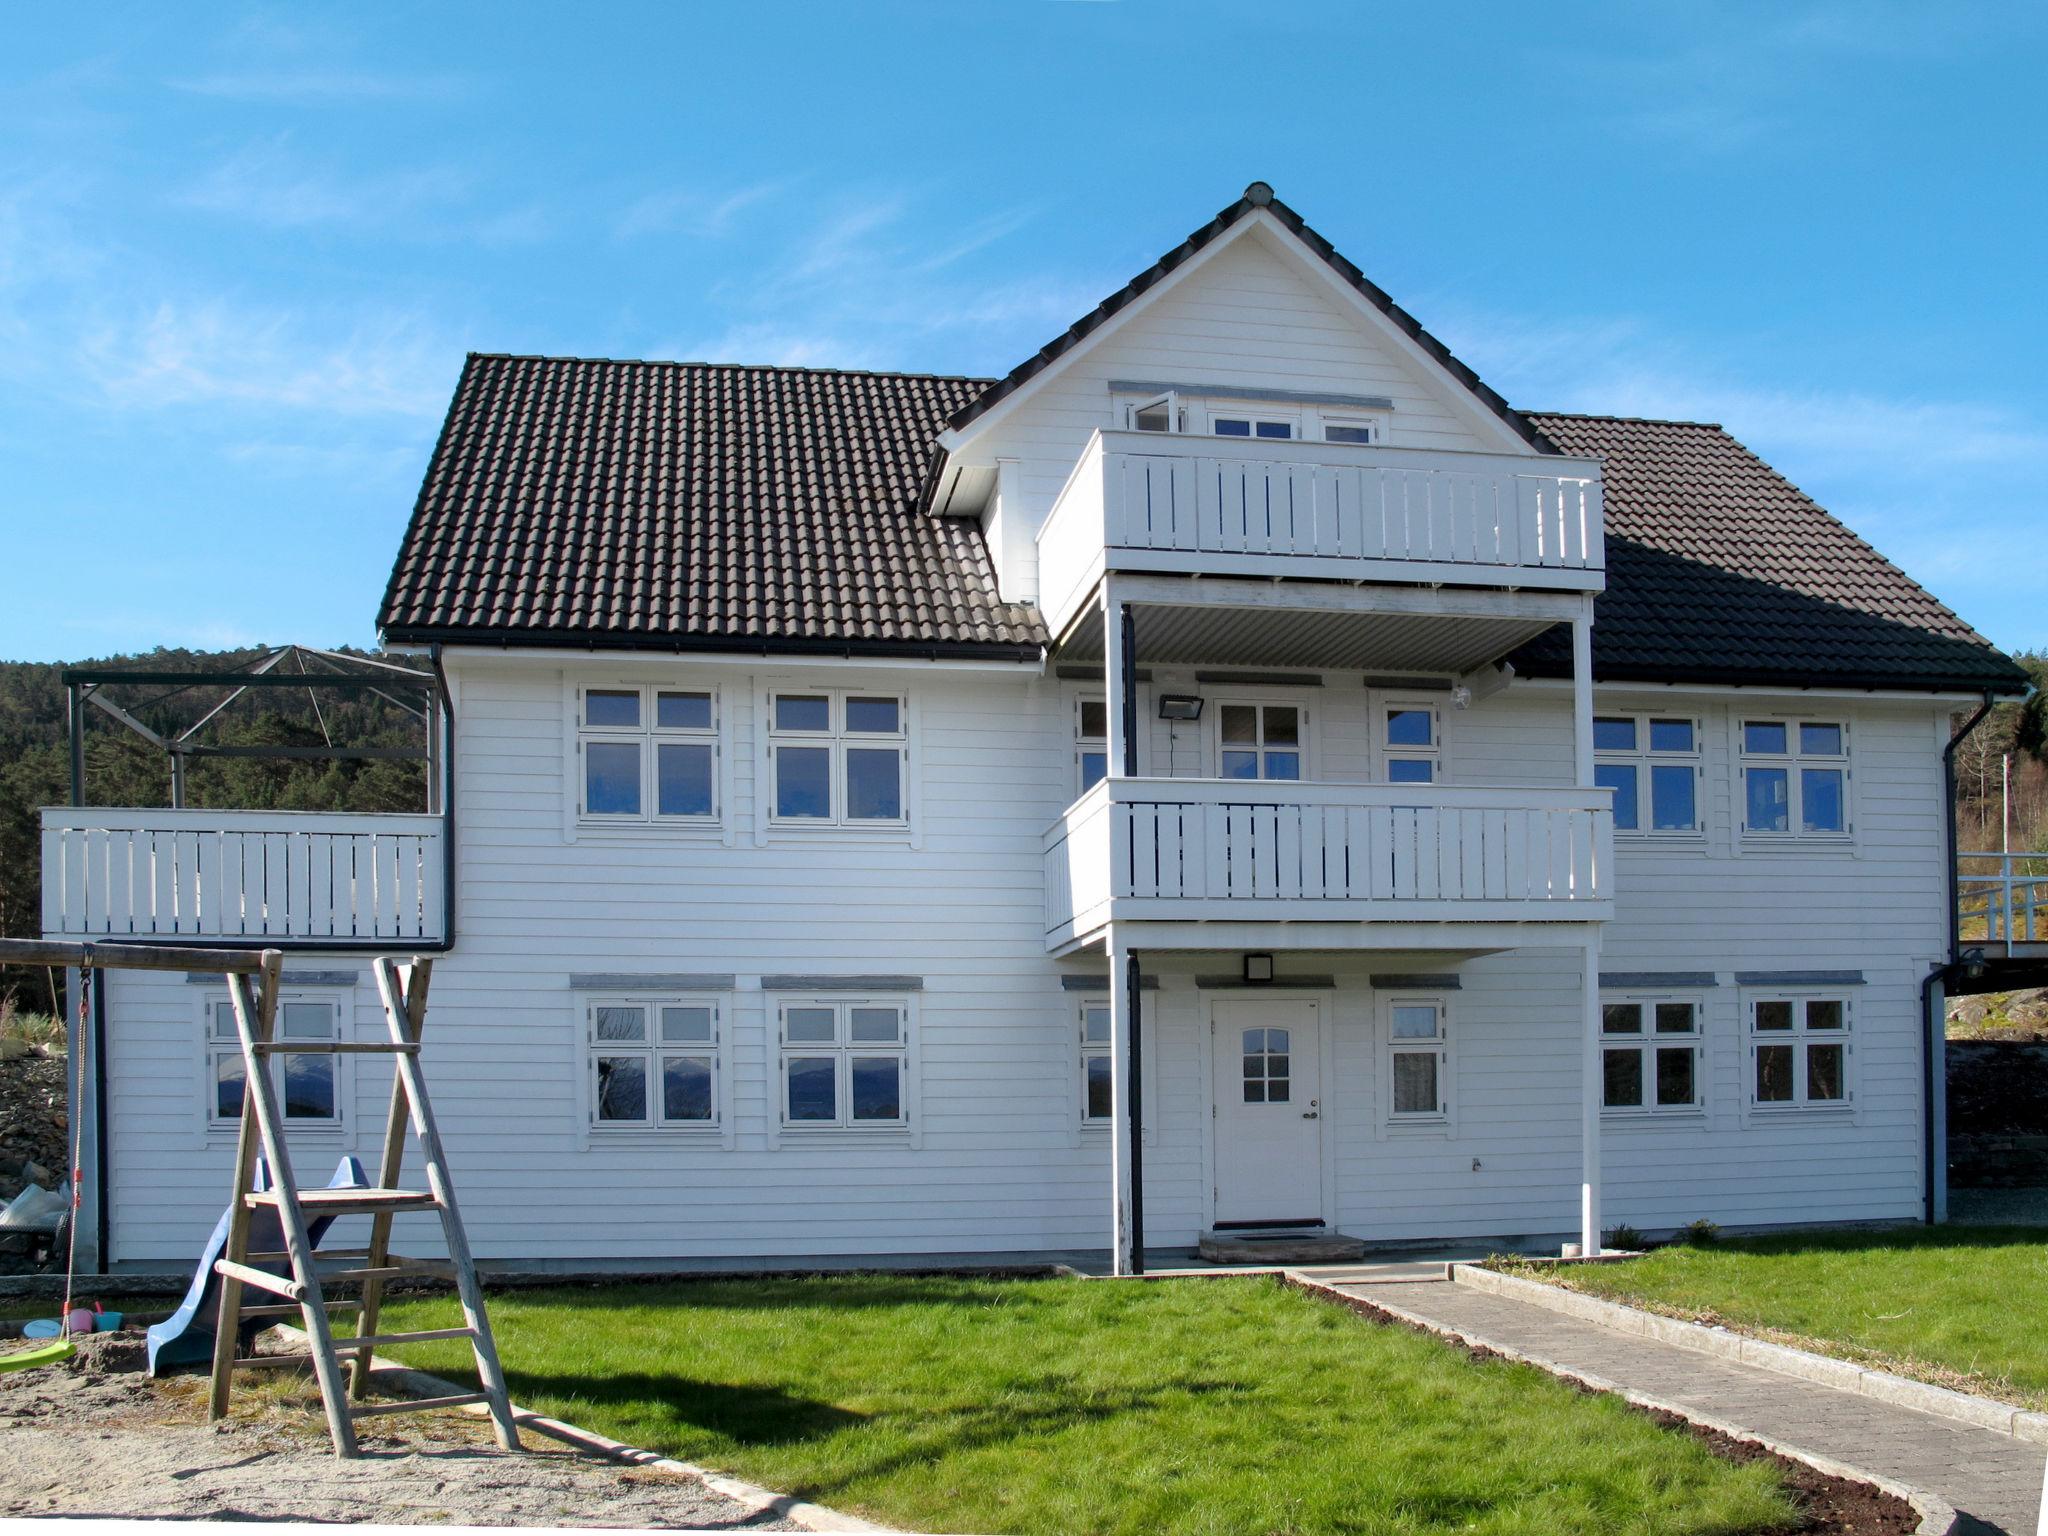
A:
[1454,1263,2048,1447]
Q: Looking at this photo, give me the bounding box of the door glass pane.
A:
[849,1007,901,1043]
[1080,750,1107,790]
[1654,1003,1695,1034]
[595,1005,647,1042]
[1800,723,1843,755]
[595,1056,648,1121]
[1079,700,1109,737]
[662,1056,713,1121]
[1655,1047,1696,1107]
[1802,768,1845,832]
[775,745,832,818]
[585,742,641,815]
[785,1057,835,1121]
[1596,763,1638,830]
[1221,750,1259,780]
[1267,1028,1289,1054]
[1264,707,1300,746]
[1082,1006,1111,1045]
[850,1057,902,1120]
[1392,1053,1438,1114]
[1085,1054,1112,1119]
[1746,767,1789,832]
[215,1055,245,1120]
[1254,421,1292,439]
[282,1055,333,1119]
[1806,1000,1845,1031]
[1391,1005,1437,1040]
[1264,751,1301,781]
[1745,721,1788,754]
[1601,1003,1643,1035]
[1267,1078,1290,1102]
[1243,1079,1266,1103]
[585,690,639,728]
[1593,717,1636,751]
[1754,1001,1794,1031]
[775,694,831,732]
[785,1007,836,1043]
[212,1000,238,1039]
[1649,719,1694,752]
[1603,1049,1642,1108]
[1755,1044,1794,1102]
[1388,759,1434,784]
[656,691,712,730]
[846,697,900,734]
[845,748,903,819]
[660,1006,713,1043]
[1386,710,1433,747]
[1650,764,1696,830]
[1220,705,1258,744]
[281,1002,333,1039]
[1807,1043,1846,1101]
[657,742,714,817]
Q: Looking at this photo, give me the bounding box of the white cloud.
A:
[167,69,470,103]
[614,179,790,241]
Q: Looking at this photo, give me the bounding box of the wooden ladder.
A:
[206,952,520,1457]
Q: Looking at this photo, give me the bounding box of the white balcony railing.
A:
[1037,429,1605,633]
[41,808,445,944]
[1044,778,1612,946]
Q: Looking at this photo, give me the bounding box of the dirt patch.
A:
[1,1330,802,1527]
[1295,1281,1921,1536]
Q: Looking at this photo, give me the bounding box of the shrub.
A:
[1602,1224,1647,1251]
[1680,1218,1721,1247]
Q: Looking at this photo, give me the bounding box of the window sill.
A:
[775,1127,915,1148]
[1739,835,1855,854]
[575,820,726,839]
[1384,1115,1451,1135]
[1602,1108,1708,1126]
[1614,832,1709,848]
[587,1125,724,1139]
[1747,1102,1855,1117]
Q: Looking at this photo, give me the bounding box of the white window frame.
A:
[583,994,725,1133]
[1382,995,1451,1125]
[1379,700,1443,785]
[1212,697,1311,782]
[575,683,721,825]
[1740,718,1852,839]
[204,990,348,1133]
[1599,995,1706,1118]
[1314,410,1387,446]
[1746,993,1854,1110]
[1595,713,1703,838]
[1079,1000,1113,1126]
[776,997,913,1131]
[1124,389,1183,434]
[1075,694,1108,798]
[1197,401,1300,441]
[766,690,910,828]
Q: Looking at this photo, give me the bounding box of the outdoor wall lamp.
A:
[1243,952,1275,984]
[1158,694,1204,721]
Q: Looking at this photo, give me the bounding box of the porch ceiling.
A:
[1055,602,1558,674]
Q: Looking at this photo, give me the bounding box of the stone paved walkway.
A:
[1331,1278,2046,1535]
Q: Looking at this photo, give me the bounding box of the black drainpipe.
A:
[1924,689,1998,1224]
[429,645,457,953]
[92,968,109,1272]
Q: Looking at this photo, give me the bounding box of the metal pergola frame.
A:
[62,645,443,812]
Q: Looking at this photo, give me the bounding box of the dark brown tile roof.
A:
[945,182,1556,456]
[378,354,1045,659]
[1514,412,2025,692]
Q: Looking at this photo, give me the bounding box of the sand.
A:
[1,1331,802,1529]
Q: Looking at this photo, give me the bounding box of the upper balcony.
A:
[42,807,446,947]
[1036,429,1605,638]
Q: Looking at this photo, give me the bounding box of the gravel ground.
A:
[1,1331,802,1529]
[1948,1186,2048,1224]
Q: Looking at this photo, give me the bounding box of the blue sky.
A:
[2,2,2042,663]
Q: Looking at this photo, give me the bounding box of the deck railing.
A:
[1958,851,2048,953]
[1044,778,1612,945]
[41,808,445,944]
[1037,429,1606,633]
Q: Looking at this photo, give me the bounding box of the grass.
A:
[384,1274,1797,1536]
[1509,1226,2048,1409]
[0,1006,63,1050]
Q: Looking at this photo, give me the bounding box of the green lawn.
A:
[1527,1226,2048,1408]
[384,1274,1795,1536]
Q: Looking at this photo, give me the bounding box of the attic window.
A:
[1129,392,1179,433]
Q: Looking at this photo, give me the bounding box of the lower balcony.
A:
[1044,778,1612,952]
[41,807,446,946]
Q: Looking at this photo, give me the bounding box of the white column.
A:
[1571,599,1595,790]
[1107,923,1137,1275]
[1102,582,1128,781]
[1580,933,1603,1257]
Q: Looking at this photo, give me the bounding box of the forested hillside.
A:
[0,647,430,1004]
[1954,652,2048,856]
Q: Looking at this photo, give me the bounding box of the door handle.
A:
[1301,1111,1319,1119]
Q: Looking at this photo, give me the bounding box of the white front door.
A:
[1211,999,1324,1227]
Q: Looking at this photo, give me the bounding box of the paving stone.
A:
[1335,1279,2047,1534]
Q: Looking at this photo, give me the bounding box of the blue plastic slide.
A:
[147,1155,368,1377]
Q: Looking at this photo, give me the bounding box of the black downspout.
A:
[1127,950,1145,1277]
[92,970,109,1272]
[429,645,457,952]
[1119,606,1138,777]
[1925,690,1999,1224]
[67,684,84,806]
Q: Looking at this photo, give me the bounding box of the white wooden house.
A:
[45,183,2030,1275]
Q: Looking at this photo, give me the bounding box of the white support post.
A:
[1580,933,1603,1258]
[1103,582,1129,782]
[1571,599,1595,790]
[1107,924,1137,1275]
